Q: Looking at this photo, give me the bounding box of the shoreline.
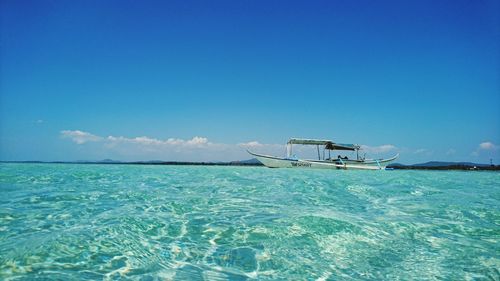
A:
[1,161,499,170]
[0,160,264,167]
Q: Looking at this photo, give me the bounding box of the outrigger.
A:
[247,138,398,170]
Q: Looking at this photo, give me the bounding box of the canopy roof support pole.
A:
[286,142,293,158]
[317,145,320,160]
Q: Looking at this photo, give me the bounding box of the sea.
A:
[0,163,498,280]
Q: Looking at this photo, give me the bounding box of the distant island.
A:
[1,159,499,170]
[0,158,264,167]
[387,161,499,171]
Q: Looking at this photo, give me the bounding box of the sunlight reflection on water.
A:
[0,164,499,280]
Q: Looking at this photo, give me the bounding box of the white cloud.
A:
[471,141,499,159]
[104,135,210,147]
[61,130,230,160]
[446,149,456,155]
[61,130,102,144]
[238,141,284,155]
[186,136,209,146]
[360,144,397,154]
[60,130,406,162]
[132,136,164,145]
[413,148,428,154]
[238,141,263,147]
[478,142,498,151]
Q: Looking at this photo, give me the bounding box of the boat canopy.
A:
[287,138,360,151]
[288,138,332,145]
[325,143,360,151]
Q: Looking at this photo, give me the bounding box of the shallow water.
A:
[0,163,499,280]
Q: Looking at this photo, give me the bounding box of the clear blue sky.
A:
[1,0,499,164]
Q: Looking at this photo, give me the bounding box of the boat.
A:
[247,138,398,170]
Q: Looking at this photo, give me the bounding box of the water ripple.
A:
[0,164,499,280]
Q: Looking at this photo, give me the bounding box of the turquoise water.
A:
[0,163,499,280]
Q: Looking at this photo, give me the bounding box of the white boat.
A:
[247,138,398,170]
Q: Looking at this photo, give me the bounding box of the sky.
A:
[1,0,499,164]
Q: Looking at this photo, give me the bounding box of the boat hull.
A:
[247,151,393,170]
